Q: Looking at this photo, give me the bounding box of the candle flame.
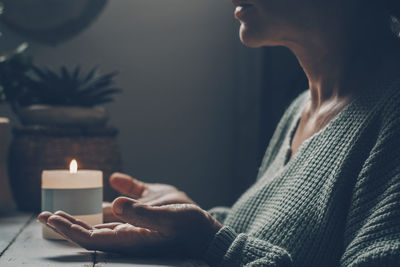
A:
[69,159,78,174]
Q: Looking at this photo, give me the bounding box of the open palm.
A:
[103,173,195,222]
[40,211,167,253]
[39,198,221,257]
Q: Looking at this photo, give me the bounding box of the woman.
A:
[39,0,400,266]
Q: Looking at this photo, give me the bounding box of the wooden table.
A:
[0,212,207,266]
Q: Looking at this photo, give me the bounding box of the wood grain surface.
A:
[0,214,93,266]
[0,212,32,256]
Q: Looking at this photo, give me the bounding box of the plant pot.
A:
[0,117,15,212]
[9,125,122,211]
[17,105,109,127]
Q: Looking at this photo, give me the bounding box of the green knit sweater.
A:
[204,80,400,266]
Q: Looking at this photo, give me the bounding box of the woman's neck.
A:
[284,11,399,111]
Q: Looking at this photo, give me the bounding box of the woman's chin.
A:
[239,25,264,48]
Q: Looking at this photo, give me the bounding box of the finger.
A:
[144,193,194,206]
[93,222,123,229]
[38,212,71,240]
[38,212,62,234]
[38,211,53,224]
[48,215,147,252]
[103,202,124,223]
[53,211,92,230]
[144,196,180,206]
[112,197,173,235]
[109,173,146,197]
[47,215,94,249]
[39,211,90,231]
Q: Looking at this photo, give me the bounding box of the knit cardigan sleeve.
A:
[203,104,400,266]
[204,226,292,266]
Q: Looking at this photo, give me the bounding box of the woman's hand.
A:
[38,198,221,258]
[103,173,195,222]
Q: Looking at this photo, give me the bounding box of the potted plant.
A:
[1,60,121,127]
[1,55,123,211]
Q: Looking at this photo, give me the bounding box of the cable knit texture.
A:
[205,80,400,266]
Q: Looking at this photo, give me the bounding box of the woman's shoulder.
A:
[369,78,400,128]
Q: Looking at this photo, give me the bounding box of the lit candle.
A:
[41,159,103,239]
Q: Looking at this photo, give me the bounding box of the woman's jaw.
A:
[231,0,264,47]
[230,0,286,48]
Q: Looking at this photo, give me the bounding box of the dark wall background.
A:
[258,47,308,164]
[0,0,264,209]
[0,1,307,210]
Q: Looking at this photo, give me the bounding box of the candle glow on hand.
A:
[70,159,78,174]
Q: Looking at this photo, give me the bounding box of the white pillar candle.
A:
[41,159,103,239]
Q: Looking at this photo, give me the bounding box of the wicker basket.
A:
[9,125,122,211]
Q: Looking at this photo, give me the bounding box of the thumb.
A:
[112,197,173,235]
[109,173,146,198]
